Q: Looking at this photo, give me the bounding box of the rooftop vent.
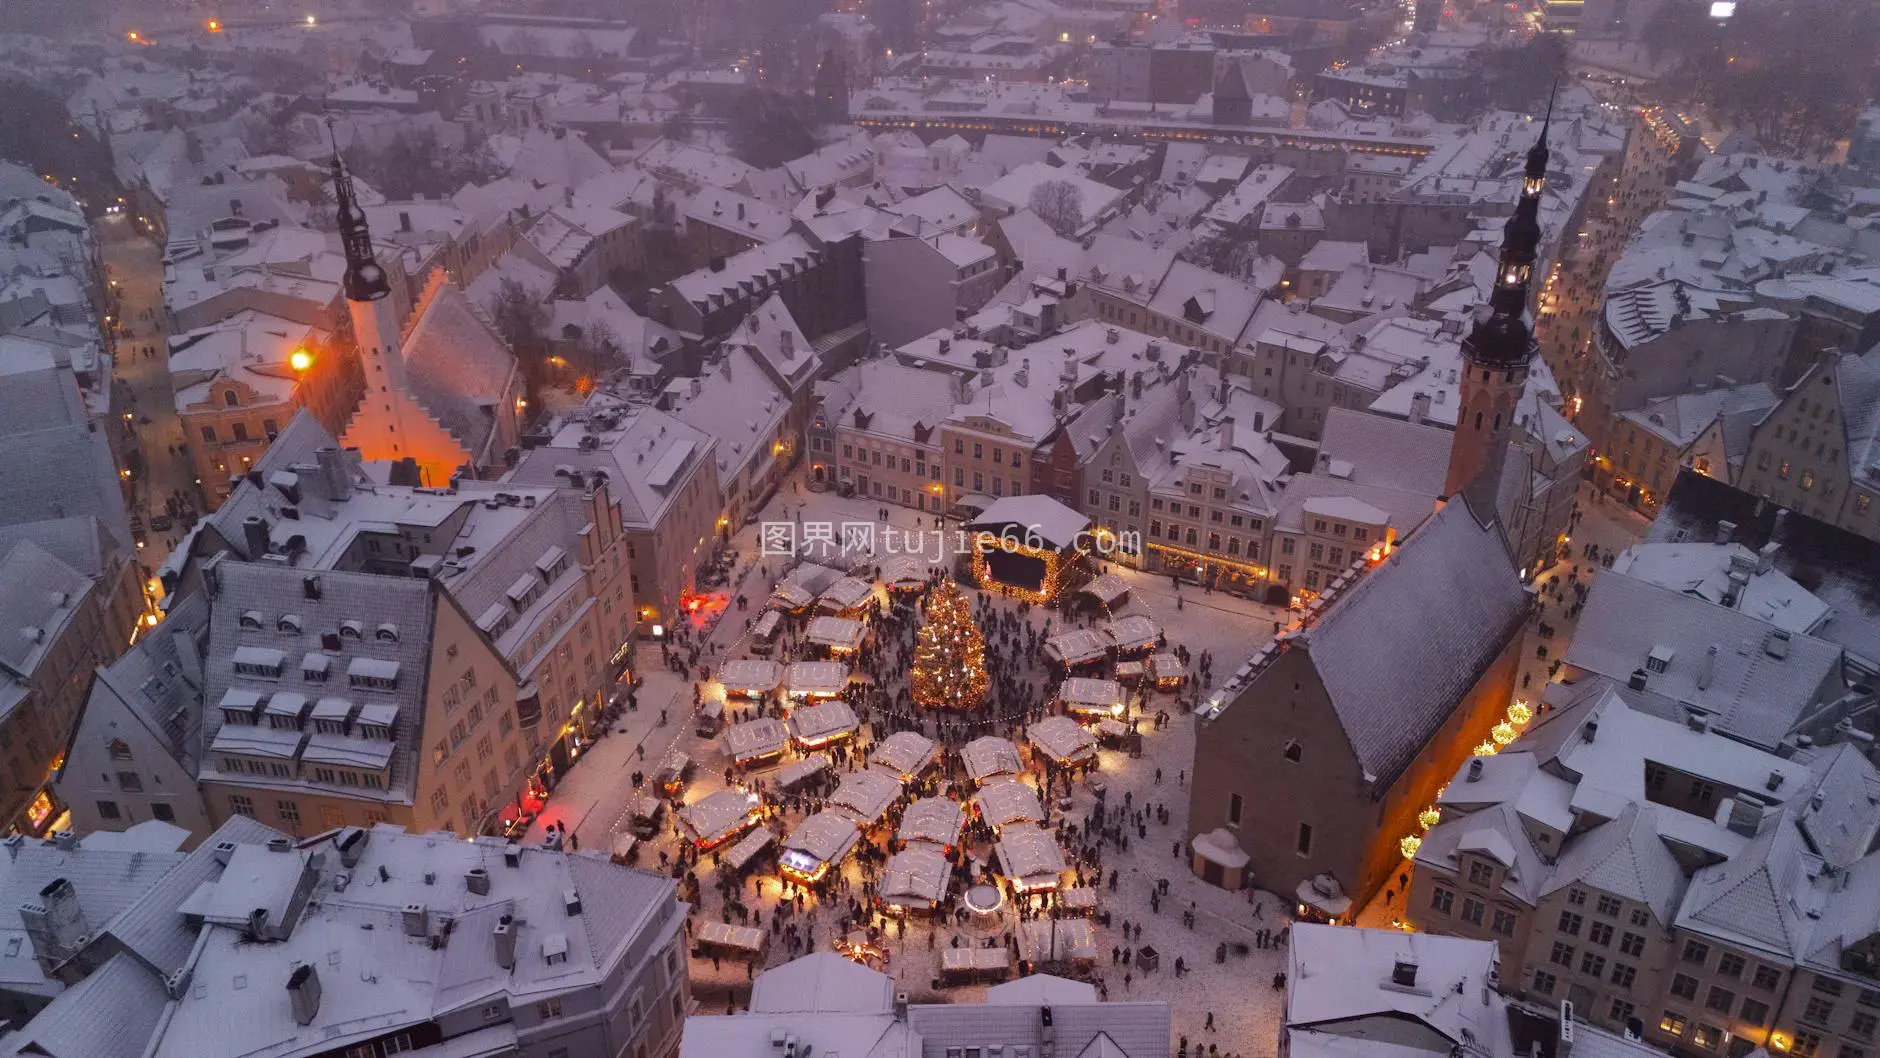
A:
[286,963,322,1026]
[402,903,429,938]
[564,889,582,917]
[467,868,491,896]
[1466,758,1483,782]
[1391,959,1418,988]
[494,915,517,969]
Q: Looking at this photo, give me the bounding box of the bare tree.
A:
[1029,180,1085,238]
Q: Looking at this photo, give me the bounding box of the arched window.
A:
[277,615,303,634]
[238,610,264,630]
[1474,411,1484,430]
[223,389,239,407]
[339,620,364,640]
[375,623,400,643]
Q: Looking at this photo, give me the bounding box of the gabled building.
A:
[1736,348,1880,541]
[1187,494,1530,909]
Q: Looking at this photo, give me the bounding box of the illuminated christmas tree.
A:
[911,580,989,709]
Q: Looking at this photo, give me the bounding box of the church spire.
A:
[1464,86,1554,369]
[327,119,391,303]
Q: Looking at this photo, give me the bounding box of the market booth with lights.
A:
[966,495,1092,602]
[780,809,861,884]
[680,789,765,849]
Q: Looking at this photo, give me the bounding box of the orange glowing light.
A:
[289,348,313,372]
[206,18,222,31]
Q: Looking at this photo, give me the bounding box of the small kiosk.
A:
[724,717,789,766]
[784,660,851,701]
[1044,628,1111,671]
[830,769,902,826]
[719,659,783,699]
[1080,573,1131,611]
[774,753,831,791]
[960,735,1024,786]
[817,576,876,616]
[897,797,965,849]
[780,810,860,884]
[804,616,868,656]
[1148,652,1184,689]
[695,921,768,960]
[680,789,764,849]
[995,825,1069,893]
[868,731,938,784]
[790,698,860,749]
[1017,919,1099,967]
[881,553,940,592]
[1055,677,1126,720]
[973,778,1045,832]
[880,845,952,913]
[1026,716,1098,768]
[1104,614,1162,656]
[940,946,1013,983]
[720,827,776,876]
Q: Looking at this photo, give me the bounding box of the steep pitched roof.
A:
[400,281,520,464]
[1675,812,1815,960]
[1542,803,1688,924]
[1298,498,1528,787]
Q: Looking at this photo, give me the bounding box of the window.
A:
[1718,952,1746,979]
[1469,861,1494,886]
[1693,1024,1721,1051]
[97,799,121,820]
[1610,1000,1636,1025]
[1754,966,1781,990]
[1683,940,1711,966]
[1671,973,1699,1000]
[1558,911,1583,936]
[1611,963,1636,989]
[1283,741,1302,763]
[1580,952,1606,978]
[536,998,563,1020]
[108,739,133,761]
[1567,888,1587,906]
[151,803,175,822]
[1532,971,1557,996]
[1461,898,1484,925]
[1630,907,1650,927]
[1227,793,1242,825]
[1863,990,1880,1011]
[1705,987,1736,1015]
[1661,1013,1688,1037]
[1741,999,1771,1027]
[1589,922,1614,946]
[1796,1034,1823,1058]
[1296,823,1312,856]
[201,425,217,443]
[1818,979,1847,997]
[1851,1012,1878,1040]
[1550,942,1574,967]
[382,1035,415,1056]
[1805,997,1837,1026]
[277,800,300,827]
[117,771,143,792]
[1620,932,1645,957]
[229,794,254,816]
[1491,909,1517,936]
[1430,886,1454,914]
[1596,894,1622,916]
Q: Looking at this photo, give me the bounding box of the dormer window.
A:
[339,620,364,640]
[375,623,400,643]
[1646,645,1674,674]
[231,646,285,679]
[277,614,303,634]
[239,610,264,631]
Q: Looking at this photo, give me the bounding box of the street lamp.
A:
[289,348,313,372]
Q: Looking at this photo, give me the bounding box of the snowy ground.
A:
[530,469,1652,1058]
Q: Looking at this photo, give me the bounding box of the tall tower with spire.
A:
[1443,97,1553,516]
[331,131,403,392]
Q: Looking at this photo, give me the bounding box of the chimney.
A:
[1409,391,1431,424]
[1715,519,1736,542]
[1466,758,1484,782]
[1581,719,1597,743]
[563,889,582,917]
[287,963,323,1026]
[494,915,518,969]
[19,877,88,969]
[1218,419,1234,452]
[1558,1002,1577,1058]
[467,868,491,895]
[1726,798,1765,837]
[1627,668,1649,692]
[52,831,78,851]
[242,516,270,558]
[402,903,429,937]
[212,840,239,866]
[503,844,522,869]
[1757,541,1780,574]
[894,992,910,1020]
[2,835,22,861]
[1391,959,1419,988]
[316,446,353,500]
[1696,644,1718,690]
[780,330,794,360]
[336,827,367,867]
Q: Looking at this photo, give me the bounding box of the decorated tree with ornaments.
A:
[911,581,989,710]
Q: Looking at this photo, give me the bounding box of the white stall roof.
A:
[775,753,831,788]
[975,778,1045,829]
[881,553,942,587]
[785,660,851,698]
[961,735,1023,783]
[818,576,875,611]
[881,846,951,907]
[719,659,784,693]
[805,615,867,651]
[996,825,1068,887]
[1016,918,1098,962]
[1104,614,1161,653]
[1057,677,1124,710]
[1148,653,1184,682]
[1044,628,1110,666]
[869,731,937,780]
[898,797,966,847]
[784,810,860,863]
[681,789,762,844]
[831,769,902,824]
[1081,573,1130,605]
[790,698,860,744]
[725,717,789,761]
[1027,716,1097,765]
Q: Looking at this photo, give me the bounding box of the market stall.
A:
[1026,716,1098,768]
[973,778,1044,831]
[805,615,868,655]
[995,824,1068,892]
[965,495,1090,602]
[780,810,860,884]
[695,921,767,958]
[1060,887,1099,914]
[817,576,876,616]
[940,946,1013,982]
[652,750,693,797]
[768,581,816,613]
[773,754,831,791]
[1104,614,1161,655]
[680,789,764,849]
[1043,628,1110,669]
[881,554,941,592]
[897,797,965,849]
[790,699,860,749]
[719,659,783,698]
[784,660,851,701]
[830,769,902,826]
[1016,918,1098,965]
[879,845,951,912]
[720,827,775,875]
[1147,652,1184,689]
[748,610,783,654]
[1055,677,1126,720]
[1080,573,1131,611]
[868,731,938,783]
[724,717,789,766]
[960,735,1024,786]
[1114,659,1145,684]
